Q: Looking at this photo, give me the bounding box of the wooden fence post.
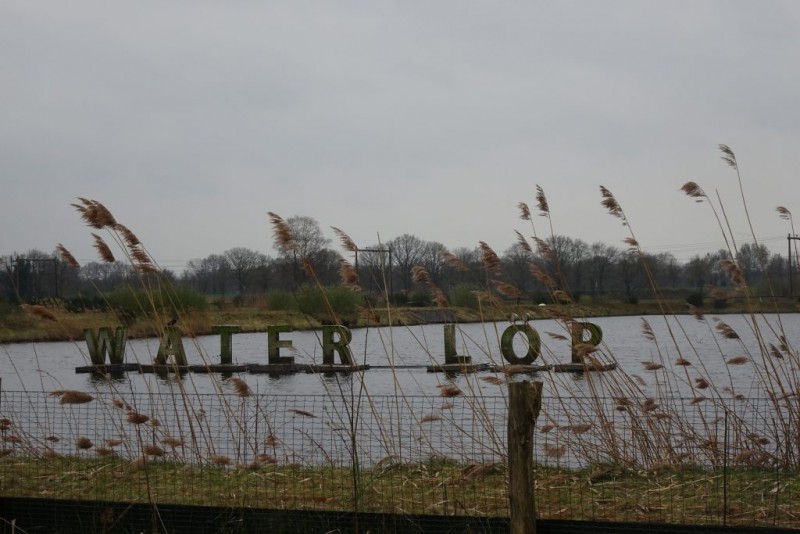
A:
[508,380,543,534]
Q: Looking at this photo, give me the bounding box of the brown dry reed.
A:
[126,412,150,424]
[56,244,80,268]
[517,202,531,221]
[23,304,56,321]
[71,198,117,229]
[478,241,502,274]
[440,250,469,272]
[228,377,251,397]
[91,233,115,263]
[331,226,358,253]
[267,212,296,253]
[338,259,360,290]
[535,185,549,216]
[60,391,94,405]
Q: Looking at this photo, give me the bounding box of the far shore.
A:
[2,296,798,344]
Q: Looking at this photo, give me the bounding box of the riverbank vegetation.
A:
[0,455,797,527]
[0,293,797,344]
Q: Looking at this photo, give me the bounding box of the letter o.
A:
[500,324,541,365]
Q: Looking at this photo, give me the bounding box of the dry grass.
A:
[0,456,797,527]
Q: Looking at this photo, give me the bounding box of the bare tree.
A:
[225,247,268,295]
[272,215,331,288]
[185,254,231,296]
[389,234,426,292]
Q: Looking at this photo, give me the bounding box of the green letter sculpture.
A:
[570,321,603,364]
[268,325,295,365]
[443,323,471,364]
[155,326,187,366]
[84,327,127,365]
[212,325,241,365]
[321,325,354,365]
[500,324,541,365]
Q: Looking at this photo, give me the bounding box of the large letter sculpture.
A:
[155,326,187,366]
[321,325,354,366]
[84,327,127,365]
[500,324,541,365]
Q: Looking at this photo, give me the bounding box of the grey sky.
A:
[2,1,799,273]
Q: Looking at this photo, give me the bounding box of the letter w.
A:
[84,327,127,365]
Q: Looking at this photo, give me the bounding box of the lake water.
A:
[1,313,798,399]
[0,313,797,468]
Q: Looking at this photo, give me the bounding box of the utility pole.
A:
[789,234,800,297]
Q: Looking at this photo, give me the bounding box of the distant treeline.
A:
[1,218,795,309]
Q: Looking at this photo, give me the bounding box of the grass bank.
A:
[0,455,796,527]
[1,296,798,344]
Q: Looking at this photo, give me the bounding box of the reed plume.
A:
[338,259,360,290]
[641,318,656,342]
[267,212,296,253]
[714,319,739,339]
[623,237,638,250]
[478,242,502,274]
[438,385,462,397]
[143,445,165,457]
[514,230,532,253]
[114,223,141,247]
[440,250,469,272]
[411,265,449,307]
[719,259,745,287]
[23,304,56,321]
[419,415,442,423]
[599,186,626,224]
[75,437,93,450]
[91,233,115,263]
[56,244,79,268]
[57,391,94,405]
[228,377,251,397]
[72,198,117,229]
[517,202,531,221]
[493,280,522,299]
[331,226,357,252]
[160,437,184,448]
[719,143,737,169]
[126,412,150,424]
[289,409,315,418]
[529,263,556,288]
[726,355,749,365]
[680,181,707,202]
[532,237,553,259]
[535,185,549,216]
[480,376,505,385]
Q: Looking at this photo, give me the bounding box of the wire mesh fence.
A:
[0,388,798,529]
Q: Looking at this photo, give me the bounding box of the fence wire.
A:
[0,389,798,529]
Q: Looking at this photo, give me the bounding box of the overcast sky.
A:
[2,1,799,273]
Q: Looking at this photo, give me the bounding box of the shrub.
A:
[295,285,361,317]
[265,290,296,311]
[407,291,432,307]
[685,292,704,308]
[449,284,480,309]
[105,286,207,318]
